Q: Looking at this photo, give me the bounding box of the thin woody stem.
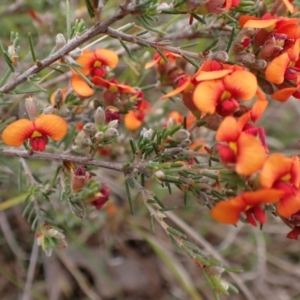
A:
[0,4,131,94]
[106,27,205,60]
[1,148,124,172]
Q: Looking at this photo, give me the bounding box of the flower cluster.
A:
[142,4,300,239]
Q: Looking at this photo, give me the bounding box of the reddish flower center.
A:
[216,98,240,117]
[30,135,48,151]
[245,205,265,226]
[91,67,107,77]
[216,144,237,164]
[274,181,295,194]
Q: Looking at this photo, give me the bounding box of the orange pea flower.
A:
[71,49,118,97]
[166,111,196,129]
[1,114,68,151]
[215,116,266,176]
[211,189,284,226]
[240,13,300,33]
[92,77,138,106]
[240,13,300,59]
[193,70,257,116]
[124,99,151,131]
[265,38,300,85]
[260,154,300,218]
[145,51,181,70]
[92,77,137,94]
[162,60,242,115]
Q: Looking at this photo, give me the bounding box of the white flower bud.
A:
[69,48,82,60]
[94,107,105,125]
[104,128,119,140]
[154,170,165,180]
[25,96,39,120]
[167,118,176,128]
[172,129,190,142]
[43,105,57,115]
[157,2,171,11]
[83,123,97,137]
[141,128,153,139]
[55,33,67,50]
[94,131,104,142]
[107,119,118,129]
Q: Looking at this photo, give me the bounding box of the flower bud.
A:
[25,96,39,120]
[83,123,97,137]
[52,89,63,105]
[167,118,177,128]
[252,59,267,70]
[55,33,66,50]
[43,105,57,115]
[219,278,229,291]
[81,138,92,148]
[235,52,256,65]
[71,166,92,192]
[141,128,153,139]
[69,48,82,60]
[180,139,191,148]
[107,119,118,129]
[88,183,110,210]
[172,129,190,142]
[8,45,18,66]
[94,107,105,125]
[154,170,165,180]
[257,78,275,95]
[210,51,228,62]
[94,131,104,142]
[47,228,65,240]
[157,2,171,11]
[104,128,119,140]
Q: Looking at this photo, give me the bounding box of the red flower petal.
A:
[286,226,300,240]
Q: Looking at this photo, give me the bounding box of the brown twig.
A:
[106,27,205,60]
[1,148,124,171]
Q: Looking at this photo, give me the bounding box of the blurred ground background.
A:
[1,1,300,300]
